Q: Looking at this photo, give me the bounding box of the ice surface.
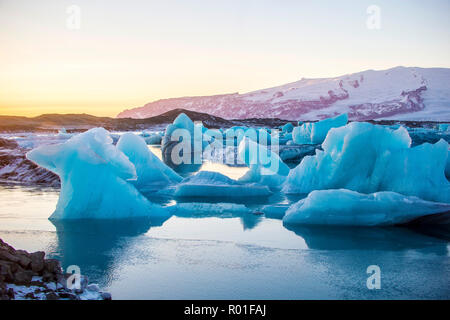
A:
[292,113,348,144]
[238,138,290,188]
[281,122,294,133]
[116,133,182,189]
[172,202,253,217]
[174,171,272,198]
[142,131,163,145]
[284,122,450,203]
[26,128,168,219]
[283,189,450,226]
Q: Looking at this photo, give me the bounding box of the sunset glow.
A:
[1,0,449,117]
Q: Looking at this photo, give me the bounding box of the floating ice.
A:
[173,202,253,217]
[283,189,450,226]
[292,113,348,144]
[161,113,206,166]
[438,123,449,132]
[283,122,450,203]
[142,131,163,145]
[174,171,272,198]
[116,133,182,189]
[238,138,289,188]
[26,128,168,219]
[281,122,294,133]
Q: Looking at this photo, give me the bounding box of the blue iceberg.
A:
[174,171,272,198]
[116,133,182,189]
[238,138,290,188]
[26,128,168,220]
[283,122,450,203]
[292,113,348,144]
[283,189,450,226]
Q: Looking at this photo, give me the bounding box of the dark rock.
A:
[100,292,112,300]
[13,269,34,285]
[44,259,62,274]
[42,270,55,282]
[0,248,20,263]
[45,292,59,300]
[58,292,78,300]
[16,253,32,269]
[30,251,45,273]
[24,292,36,299]
[0,261,14,282]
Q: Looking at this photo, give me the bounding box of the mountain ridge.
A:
[117,67,450,121]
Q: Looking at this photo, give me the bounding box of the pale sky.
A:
[1,0,449,117]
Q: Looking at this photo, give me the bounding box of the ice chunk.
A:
[142,131,163,145]
[116,133,182,189]
[173,202,253,217]
[283,189,450,226]
[174,171,272,198]
[292,113,348,144]
[438,123,449,132]
[283,122,450,203]
[162,113,206,166]
[281,122,294,133]
[238,137,290,188]
[26,128,168,219]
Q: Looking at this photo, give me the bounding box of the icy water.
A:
[1,140,450,299]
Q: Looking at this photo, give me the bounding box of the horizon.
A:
[1,0,450,117]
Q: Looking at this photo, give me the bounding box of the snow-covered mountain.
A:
[117,67,450,121]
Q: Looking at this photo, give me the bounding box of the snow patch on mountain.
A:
[118,67,450,121]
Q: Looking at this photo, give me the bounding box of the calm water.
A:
[0,146,449,299]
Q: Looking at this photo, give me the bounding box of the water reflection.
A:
[284,224,450,253]
[50,217,170,286]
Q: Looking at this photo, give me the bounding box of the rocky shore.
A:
[0,238,111,300]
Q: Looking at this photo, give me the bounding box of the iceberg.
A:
[283,189,450,226]
[142,131,163,145]
[281,122,294,133]
[116,133,182,189]
[238,137,290,188]
[26,128,168,220]
[174,171,272,198]
[292,113,348,144]
[283,122,450,203]
[161,113,206,166]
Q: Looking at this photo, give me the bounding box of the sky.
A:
[0,0,449,117]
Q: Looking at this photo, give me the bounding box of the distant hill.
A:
[117,67,450,121]
[0,109,289,132]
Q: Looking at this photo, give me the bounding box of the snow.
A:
[174,171,272,198]
[283,189,450,226]
[292,113,348,144]
[116,133,182,189]
[238,137,290,188]
[118,67,450,121]
[26,128,168,219]
[283,122,450,203]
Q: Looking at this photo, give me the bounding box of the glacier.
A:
[292,113,348,144]
[26,128,168,220]
[116,133,182,189]
[238,137,289,188]
[283,122,450,203]
[174,171,272,198]
[283,189,450,226]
